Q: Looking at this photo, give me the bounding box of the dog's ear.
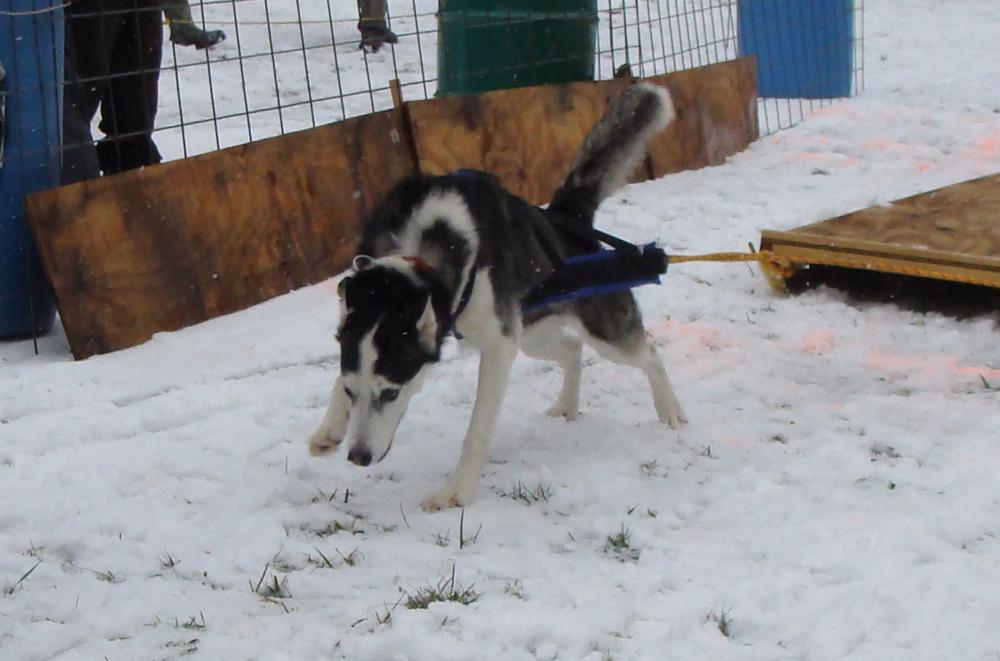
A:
[339,255,375,300]
[416,296,438,353]
[371,233,399,257]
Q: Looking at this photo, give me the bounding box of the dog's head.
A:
[335,255,445,466]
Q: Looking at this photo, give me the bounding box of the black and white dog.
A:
[308,82,687,510]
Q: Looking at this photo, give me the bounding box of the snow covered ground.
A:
[5,1,1000,659]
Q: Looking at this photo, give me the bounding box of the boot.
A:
[165,0,226,50]
[358,21,398,53]
[358,0,396,53]
[169,21,226,49]
[96,136,162,176]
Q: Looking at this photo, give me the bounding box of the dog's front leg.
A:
[308,375,351,456]
[423,339,518,510]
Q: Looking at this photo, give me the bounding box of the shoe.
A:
[96,136,162,176]
[170,23,226,50]
[358,24,398,53]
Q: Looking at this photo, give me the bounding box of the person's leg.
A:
[164,0,225,50]
[61,0,120,183]
[96,0,163,174]
[357,0,397,52]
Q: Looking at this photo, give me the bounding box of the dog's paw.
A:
[546,402,579,421]
[422,481,476,512]
[308,431,341,456]
[658,405,688,429]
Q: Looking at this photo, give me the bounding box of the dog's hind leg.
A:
[423,338,519,510]
[584,329,688,429]
[575,294,687,428]
[308,375,351,455]
[522,316,583,420]
[636,340,688,429]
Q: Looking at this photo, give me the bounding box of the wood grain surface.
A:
[407,78,631,205]
[646,58,759,176]
[26,109,415,358]
[761,172,1000,288]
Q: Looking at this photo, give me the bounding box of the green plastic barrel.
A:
[437,0,598,96]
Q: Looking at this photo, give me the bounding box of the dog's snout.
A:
[348,446,373,467]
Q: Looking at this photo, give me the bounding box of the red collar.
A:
[401,255,435,273]
[401,254,477,338]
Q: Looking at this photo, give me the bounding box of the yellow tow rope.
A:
[668,243,797,291]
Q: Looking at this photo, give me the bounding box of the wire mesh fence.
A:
[155,0,865,161]
[1,0,868,173]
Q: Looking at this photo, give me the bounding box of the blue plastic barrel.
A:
[0,0,61,337]
[737,0,854,99]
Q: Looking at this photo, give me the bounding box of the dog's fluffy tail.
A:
[549,82,675,223]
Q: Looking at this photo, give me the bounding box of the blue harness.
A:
[448,170,669,320]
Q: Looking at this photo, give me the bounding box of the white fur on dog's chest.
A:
[452,269,508,349]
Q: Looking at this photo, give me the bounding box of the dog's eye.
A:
[377,388,400,404]
[344,386,357,403]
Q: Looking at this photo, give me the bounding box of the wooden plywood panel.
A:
[408,59,757,206]
[26,109,415,359]
[760,172,1000,288]
[646,58,759,177]
[408,79,630,206]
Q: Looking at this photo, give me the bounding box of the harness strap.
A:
[523,211,668,312]
[435,169,668,320]
[521,243,667,312]
[402,253,477,339]
[544,211,645,255]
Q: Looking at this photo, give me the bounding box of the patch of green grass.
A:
[604,524,640,563]
[250,563,291,609]
[870,444,901,462]
[3,560,41,596]
[433,509,482,549]
[177,613,206,630]
[308,545,363,569]
[164,638,199,655]
[404,566,481,610]
[371,594,405,627]
[499,481,552,505]
[305,519,364,538]
[308,548,337,569]
[458,508,481,549]
[503,579,524,600]
[706,608,734,639]
[270,555,300,573]
[92,569,120,584]
[337,548,362,567]
[310,488,340,504]
[373,607,393,626]
[639,459,666,477]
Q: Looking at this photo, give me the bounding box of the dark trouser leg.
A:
[357,0,397,52]
[95,2,163,174]
[61,0,119,184]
